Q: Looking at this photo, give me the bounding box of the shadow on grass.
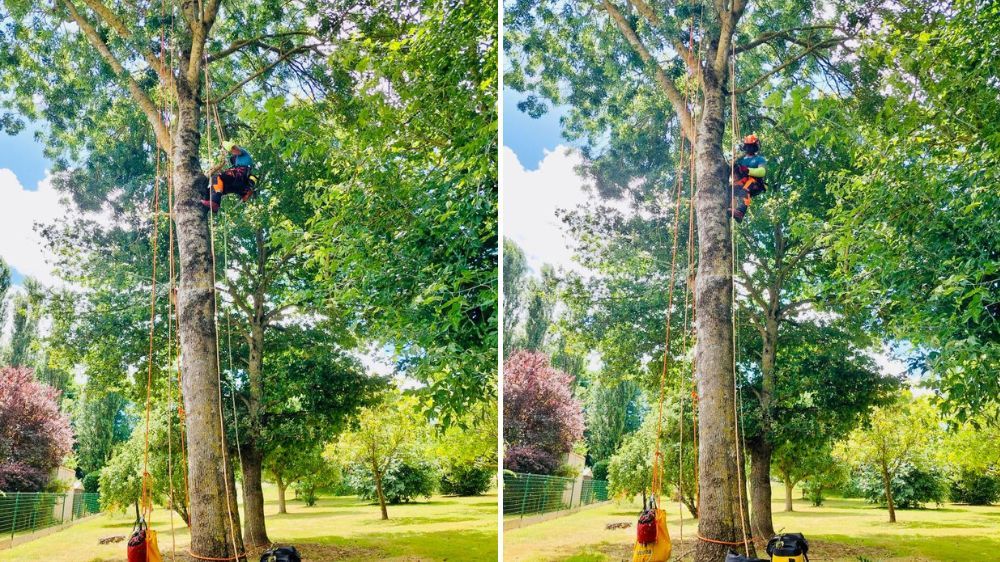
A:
[815,532,1000,561]
[266,509,368,520]
[379,515,480,526]
[295,528,498,560]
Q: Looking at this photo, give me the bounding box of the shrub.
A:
[83,471,101,494]
[950,470,1000,505]
[856,463,946,508]
[591,460,609,482]
[0,367,73,492]
[503,445,560,475]
[348,458,439,504]
[440,462,493,496]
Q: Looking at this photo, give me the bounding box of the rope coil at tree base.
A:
[697,534,753,547]
[186,550,248,561]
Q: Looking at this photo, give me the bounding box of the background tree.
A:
[340,393,429,520]
[302,0,498,423]
[99,405,189,524]
[835,393,940,523]
[828,0,1000,422]
[0,367,73,492]
[73,391,132,478]
[503,350,584,475]
[585,379,642,473]
[607,394,698,517]
[520,265,558,351]
[503,238,529,357]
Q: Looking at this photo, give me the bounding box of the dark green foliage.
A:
[82,471,100,494]
[440,462,494,496]
[591,460,609,482]
[855,464,947,509]
[348,458,439,504]
[950,471,1000,506]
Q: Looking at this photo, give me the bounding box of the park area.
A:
[504,487,1000,561]
[2,486,499,561]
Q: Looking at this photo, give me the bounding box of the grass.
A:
[503,483,1000,561]
[2,484,498,561]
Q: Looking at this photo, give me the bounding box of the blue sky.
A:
[503,88,567,169]
[0,120,56,286]
[0,123,50,190]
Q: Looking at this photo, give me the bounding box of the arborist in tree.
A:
[201,140,256,213]
[730,133,767,223]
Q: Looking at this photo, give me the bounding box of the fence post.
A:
[10,492,19,542]
[519,474,531,519]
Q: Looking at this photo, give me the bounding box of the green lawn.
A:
[504,485,1000,561]
[3,485,498,562]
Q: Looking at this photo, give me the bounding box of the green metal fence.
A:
[503,472,609,518]
[0,492,101,546]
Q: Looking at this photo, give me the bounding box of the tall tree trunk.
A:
[694,80,755,562]
[749,439,775,540]
[881,464,896,523]
[784,476,794,512]
[276,473,287,515]
[240,299,270,547]
[173,92,246,560]
[240,442,270,547]
[374,466,389,520]
[750,313,779,539]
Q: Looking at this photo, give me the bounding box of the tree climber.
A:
[730,134,767,223]
[201,141,256,213]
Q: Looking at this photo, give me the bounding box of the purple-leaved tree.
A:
[0,367,73,491]
[503,351,584,474]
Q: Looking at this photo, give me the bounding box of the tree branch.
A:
[78,0,177,95]
[734,25,839,55]
[626,0,662,25]
[206,32,313,63]
[603,0,696,142]
[733,38,844,95]
[59,0,172,153]
[206,47,312,104]
[713,0,746,76]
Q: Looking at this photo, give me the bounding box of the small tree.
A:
[99,406,189,525]
[836,394,939,522]
[503,351,584,475]
[0,367,73,491]
[264,443,333,514]
[340,393,428,520]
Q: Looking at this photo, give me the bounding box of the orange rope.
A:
[141,129,163,523]
[650,120,686,505]
[186,550,248,561]
[697,533,753,546]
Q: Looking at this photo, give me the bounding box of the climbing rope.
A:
[201,55,249,561]
[728,33,751,557]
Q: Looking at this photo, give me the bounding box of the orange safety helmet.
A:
[743,134,759,145]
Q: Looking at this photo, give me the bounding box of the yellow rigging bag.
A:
[631,503,671,562]
[146,528,163,562]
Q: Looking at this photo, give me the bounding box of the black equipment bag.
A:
[725,551,768,562]
[766,533,809,557]
[260,546,301,562]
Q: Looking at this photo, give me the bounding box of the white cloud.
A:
[0,170,64,286]
[502,145,592,274]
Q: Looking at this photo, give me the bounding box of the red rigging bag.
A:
[631,502,671,562]
[636,509,657,544]
[127,519,147,562]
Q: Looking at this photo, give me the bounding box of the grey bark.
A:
[174,89,246,560]
[693,75,755,561]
